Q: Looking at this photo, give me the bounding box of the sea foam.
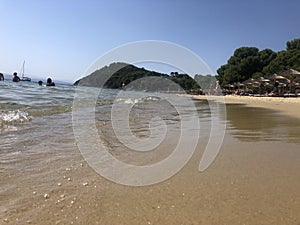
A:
[0,110,32,126]
[115,96,161,105]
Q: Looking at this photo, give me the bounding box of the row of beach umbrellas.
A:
[225,69,300,92]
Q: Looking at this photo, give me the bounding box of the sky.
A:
[1,0,300,82]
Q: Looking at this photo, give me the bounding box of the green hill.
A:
[74,62,201,93]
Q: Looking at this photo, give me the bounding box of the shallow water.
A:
[0,80,300,224]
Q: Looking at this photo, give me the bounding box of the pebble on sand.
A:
[44,193,50,199]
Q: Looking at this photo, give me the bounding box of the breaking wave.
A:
[0,110,32,127]
[115,96,162,104]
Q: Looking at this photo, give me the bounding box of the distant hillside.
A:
[194,74,218,93]
[74,62,201,93]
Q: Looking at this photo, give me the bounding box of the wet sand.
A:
[1,137,300,225]
[1,97,300,225]
[193,95,300,120]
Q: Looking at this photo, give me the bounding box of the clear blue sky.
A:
[1,0,300,82]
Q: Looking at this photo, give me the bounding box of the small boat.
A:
[20,76,31,82]
[20,60,31,82]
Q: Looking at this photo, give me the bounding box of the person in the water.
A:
[46,78,55,86]
[38,80,43,86]
[0,73,4,81]
[12,72,20,82]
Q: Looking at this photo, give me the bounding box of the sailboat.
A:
[20,60,31,82]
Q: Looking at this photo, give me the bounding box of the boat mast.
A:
[22,60,25,78]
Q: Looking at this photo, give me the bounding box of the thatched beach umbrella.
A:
[242,78,254,86]
[252,77,270,95]
[265,82,273,87]
[240,78,255,94]
[279,69,300,92]
[280,69,300,76]
[256,77,270,83]
[224,84,235,88]
[266,73,288,81]
[266,74,289,94]
[224,84,235,93]
[252,77,270,87]
[234,82,245,89]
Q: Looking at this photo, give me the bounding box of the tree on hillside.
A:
[263,49,300,74]
[170,73,200,91]
[216,47,277,86]
[286,38,300,50]
[259,48,277,68]
[233,47,259,58]
[262,39,300,74]
[216,47,258,85]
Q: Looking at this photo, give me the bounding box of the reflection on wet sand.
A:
[226,103,300,143]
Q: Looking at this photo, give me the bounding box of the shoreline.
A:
[189,94,300,120]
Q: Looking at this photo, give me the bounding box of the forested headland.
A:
[74,62,202,93]
[216,38,300,87]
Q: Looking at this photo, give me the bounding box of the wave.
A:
[115,96,162,104]
[0,110,32,127]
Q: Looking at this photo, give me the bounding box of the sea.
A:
[1,79,300,224]
[0,79,211,186]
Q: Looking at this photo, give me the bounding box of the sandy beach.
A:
[1,92,300,225]
[190,95,300,120]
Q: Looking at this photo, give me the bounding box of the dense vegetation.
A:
[216,38,300,87]
[74,62,201,93]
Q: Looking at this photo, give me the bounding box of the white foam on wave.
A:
[115,96,162,105]
[0,110,32,126]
